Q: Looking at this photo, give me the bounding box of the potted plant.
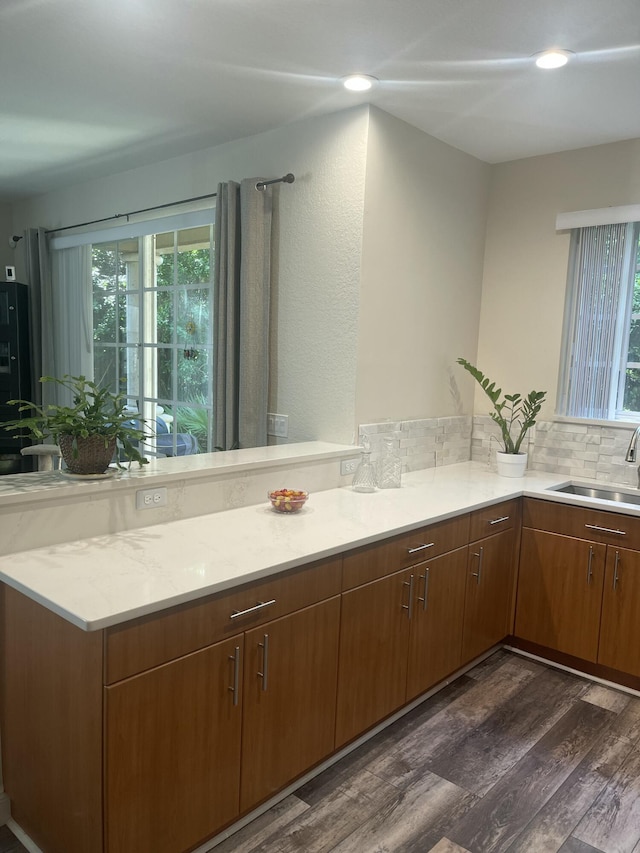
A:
[457,358,546,477]
[2,374,149,475]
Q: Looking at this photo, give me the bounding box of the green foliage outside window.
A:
[91,238,213,453]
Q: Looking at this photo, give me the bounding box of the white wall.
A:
[476,138,640,417]
[11,107,369,445]
[356,108,491,425]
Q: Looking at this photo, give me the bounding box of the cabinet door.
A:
[335,568,413,748]
[462,529,515,663]
[406,547,467,701]
[515,528,605,662]
[598,546,640,676]
[240,596,341,812]
[105,635,243,853]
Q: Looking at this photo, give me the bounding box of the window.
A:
[92,225,214,456]
[50,208,215,457]
[558,221,640,421]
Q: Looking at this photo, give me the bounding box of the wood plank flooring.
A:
[2,650,640,853]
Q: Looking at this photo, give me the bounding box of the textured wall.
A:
[11,107,369,445]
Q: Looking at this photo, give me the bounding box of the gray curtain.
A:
[214,178,273,450]
[23,227,54,406]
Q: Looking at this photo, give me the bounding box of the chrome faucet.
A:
[625,425,640,487]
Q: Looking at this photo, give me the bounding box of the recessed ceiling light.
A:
[534,49,573,69]
[342,74,378,92]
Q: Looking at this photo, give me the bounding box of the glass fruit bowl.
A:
[268,489,309,513]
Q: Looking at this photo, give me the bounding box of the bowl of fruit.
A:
[268,488,309,513]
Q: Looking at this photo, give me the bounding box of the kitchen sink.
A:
[548,483,640,506]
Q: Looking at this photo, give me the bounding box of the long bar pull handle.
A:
[584,524,627,536]
[418,568,430,611]
[470,547,484,585]
[407,543,435,555]
[257,634,269,691]
[230,599,276,619]
[587,546,594,585]
[489,515,510,525]
[228,646,240,706]
[402,574,415,619]
[613,550,621,591]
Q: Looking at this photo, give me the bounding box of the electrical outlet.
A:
[340,457,360,476]
[136,487,168,510]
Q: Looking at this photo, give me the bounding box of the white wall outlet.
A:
[340,457,360,476]
[136,487,168,510]
[267,413,289,437]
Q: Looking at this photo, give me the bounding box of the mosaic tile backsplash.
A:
[358,416,472,473]
[472,415,640,487]
[360,414,640,487]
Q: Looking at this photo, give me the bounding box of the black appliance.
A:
[0,281,34,474]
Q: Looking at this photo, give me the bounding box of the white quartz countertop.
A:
[1,462,639,632]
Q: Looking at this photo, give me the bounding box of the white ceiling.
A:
[2,0,640,201]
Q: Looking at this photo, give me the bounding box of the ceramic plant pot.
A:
[496,450,527,478]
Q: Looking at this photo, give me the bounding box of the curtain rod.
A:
[44,173,295,235]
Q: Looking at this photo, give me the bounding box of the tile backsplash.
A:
[358,416,472,472]
[472,415,640,488]
[361,413,640,488]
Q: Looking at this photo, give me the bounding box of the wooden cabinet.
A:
[240,597,341,811]
[1,557,342,853]
[335,567,413,747]
[336,513,471,747]
[515,498,640,673]
[515,528,606,661]
[598,546,640,676]
[462,529,516,662]
[405,547,467,701]
[104,636,244,853]
[461,500,519,664]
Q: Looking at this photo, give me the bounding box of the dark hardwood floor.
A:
[2,650,640,852]
[211,651,640,853]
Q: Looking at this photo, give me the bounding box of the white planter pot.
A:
[496,451,528,478]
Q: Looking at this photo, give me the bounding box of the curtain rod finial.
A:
[8,235,22,249]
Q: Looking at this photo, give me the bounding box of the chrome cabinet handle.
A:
[402,574,415,618]
[470,546,484,585]
[407,543,434,555]
[228,645,240,706]
[418,568,430,611]
[257,634,269,691]
[584,524,626,536]
[230,599,276,619]
[489,515,510,525]
[613,551,620,591]
[587,546,594,585]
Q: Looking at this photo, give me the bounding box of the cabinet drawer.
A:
[104,555,342,684]
[342,514,469,591]
[469,499,519,542]
[523,498,640,550]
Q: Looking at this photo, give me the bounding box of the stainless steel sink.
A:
[549,483,640,506]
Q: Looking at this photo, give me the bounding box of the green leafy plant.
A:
[2,375,149,468]
[457,358,547,454]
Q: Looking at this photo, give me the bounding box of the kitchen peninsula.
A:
[2,460,640,853]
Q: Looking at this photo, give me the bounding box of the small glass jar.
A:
[352,436,377,493]
[378,436,402,489]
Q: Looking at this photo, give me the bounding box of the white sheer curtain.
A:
[48,246,93,406]
[558,222,639,419]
